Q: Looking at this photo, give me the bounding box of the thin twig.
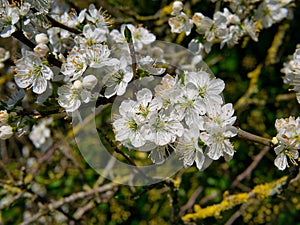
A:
[20,182,117,225]
[237,128,273,146]
[230,146,270,188]
[179,186,203,216]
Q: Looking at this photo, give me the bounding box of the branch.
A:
[230,146,270,188]
[182,174,294,221]
[46,15,81,34]
[20,182,117,225]
[237,128,273,146]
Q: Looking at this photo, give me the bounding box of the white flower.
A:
[86,4,108,29]
[138,56,166,75]
[57,78,97,113]
[176,128,206,170]
[149,146,169,165]
[60,8,86,28]
[174,82,206,127]
[200,103,237,160]
[169,12,193,35]
[29,118,53,151]
[0,110,9,126]
[14,50,53,94]
[185,71,225,107]
[104,58,133,98]
[112,99,148,148]
[146,110,184,146]
[83,44,119,68]
[0,125,13,140]
[273,116,300,170]
[254,1,288,28]
[75,24,107,46]
[0,2,19,38]
[281,48,300,103]
[61,46,88,81]
[110,24,156,50]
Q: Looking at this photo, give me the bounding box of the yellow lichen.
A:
[182,176,288,222]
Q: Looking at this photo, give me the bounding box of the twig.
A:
[230,146,270,188]
[224,207,243,225]
[20,182,117,225]
[179,186,203,216]
[46,15,81,34]
[237,128,273,146]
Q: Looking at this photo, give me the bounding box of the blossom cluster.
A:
[281,47,300,104]
[273,116,300,170]
[1,0,296,173]
[169,0,293,54]
[112,71,237,170]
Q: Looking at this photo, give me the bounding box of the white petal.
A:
[274,153,287,170]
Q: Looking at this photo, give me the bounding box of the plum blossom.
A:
[14,50,53,94]
[0,1,19,38]
[104,58,133,98]
[57,75,98,113]
[281,48,300,104]
[200,103,237,161]
[273,116,300,170]
[29,118,53,151]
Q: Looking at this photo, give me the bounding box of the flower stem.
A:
[237,128,273,146]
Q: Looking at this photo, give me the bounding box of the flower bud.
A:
[72,80,83,90]
[0,110,9,126]
[35,33,49,44]
[34,43,49,57]
[172,1,183,15]
[82,75,98,90]
[0,125,13,140]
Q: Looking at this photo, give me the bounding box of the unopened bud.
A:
[34,43,49,57]
[172,1,183,15]
[82,75,98,90]
[0,125,13,140]
[0,110,9,126]
[72,80,83,90]
[35,33,49,44]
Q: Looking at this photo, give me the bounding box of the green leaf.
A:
[124,26,133,43]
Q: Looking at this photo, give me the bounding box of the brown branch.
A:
[237,128,273,146]
[46,15,81,34]
[179,186,203,216]
[20,182,117,225]
[230,146,270,188]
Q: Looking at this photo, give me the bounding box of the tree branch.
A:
[237,128,273,146]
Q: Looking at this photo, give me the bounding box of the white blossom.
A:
[176,127,206,170]
[29,118,53,151]
[14,50,53,94]
[169,12,193,36]
[104,58,133,98]
[0,2,19,38]
[200,103,237,161]
[273,116,300,170]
